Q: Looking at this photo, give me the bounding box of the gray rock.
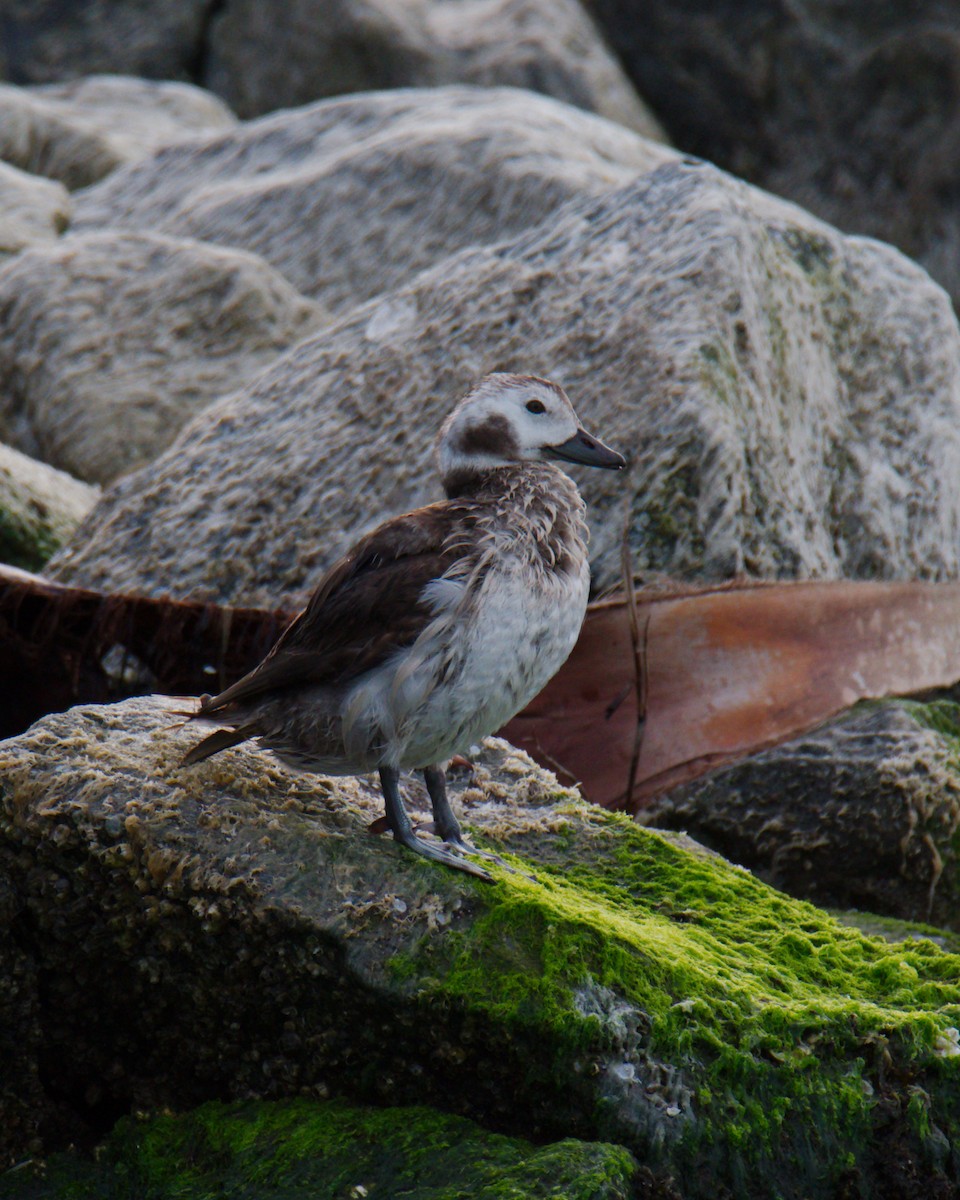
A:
[645,700,960,930]
[0,1,213,86]
[205,0,661,132]
[49,160,960,607]
[426,0,665,140]
[0,76,236,190]
[0,161,70,260]
[0,232,324,485]
[73,86,674,314]
[0,442,98,571]
[582,0,960,312]
[0,0,664,133]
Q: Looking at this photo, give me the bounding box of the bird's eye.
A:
[526,399,546,414]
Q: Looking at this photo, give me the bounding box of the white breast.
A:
[397,552,590,768]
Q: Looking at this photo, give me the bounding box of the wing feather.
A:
[196,500,473,717]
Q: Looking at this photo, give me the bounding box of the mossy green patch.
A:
[0,1097,641,1200]
[399,807,960,1197]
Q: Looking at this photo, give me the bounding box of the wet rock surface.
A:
[2,695,959,1198]
[0,232,324,484]
[72,85,672,315]
[0,1097,649,1200]
[49,158,960,607]
[647,699,960,931]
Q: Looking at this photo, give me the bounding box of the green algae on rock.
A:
[647,699,960,929]
[1,695,959,1198]
[0,443,98,570]
[0,1097,644,1200]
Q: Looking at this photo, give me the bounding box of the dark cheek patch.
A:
[456,414,519,459]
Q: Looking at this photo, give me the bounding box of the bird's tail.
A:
[180,726,249,767]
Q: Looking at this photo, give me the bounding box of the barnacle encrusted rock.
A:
[50,157,960,606]
[0,232,324,484]
[2,695,960,1197]
[71,86,674,314]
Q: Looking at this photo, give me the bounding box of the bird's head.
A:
[435,373,625,493]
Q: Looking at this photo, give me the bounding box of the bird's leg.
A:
[422,763,466,844]
[379,766,491,881]
[423,764,526,874]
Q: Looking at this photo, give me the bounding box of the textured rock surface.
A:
[2,695,959,1197]
[0,443,98,571]
[0,162,70,259]
[0,0,662,133]
[73,86,673,314]
[0,232,324,485]
[206,0,661,132]
[0,76,235,190]
[0,1098,645,1200]
[426,0,665,139]
[51,160,960,607]
[583,0,960,310]
[0,3,215,88]
[646,699,960,930]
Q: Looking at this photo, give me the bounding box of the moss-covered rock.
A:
[0,1097,644,1200]
[0,442,98,569]
[1,695,959,1198]
[647,699,960,929]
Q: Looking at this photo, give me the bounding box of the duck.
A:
[181,373,625,879]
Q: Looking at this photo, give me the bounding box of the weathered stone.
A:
[0,1098,647,1200]
[50,160,960,608]
[646,699,960,930]
[0,76,235,190]
[205,0,661,132]
[72,86,673,314]
[0,0,663,132]
[582,0,960,311]
[0,2,213,87]
[0,232,324,485]
[426,0,665,139]
[2,694,959,1197]
[0,162,70,260]
[0,443,98,571]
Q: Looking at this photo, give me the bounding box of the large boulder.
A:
[1,700,960,1195]
[0,2,215,88]
[646,699,960,930]
[0,232,324,484]
[1,694,959,1197]
[0,76,235,190]
[582,0,960,311]
[2,1098,644,1200]
[0,0,661,134]
[72,86,674,314]
[205,0,661,132]
[0,443,98,571]
[49,160,960,607]
[0,161,70,260]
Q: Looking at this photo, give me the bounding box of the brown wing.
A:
[196,500,472,716]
